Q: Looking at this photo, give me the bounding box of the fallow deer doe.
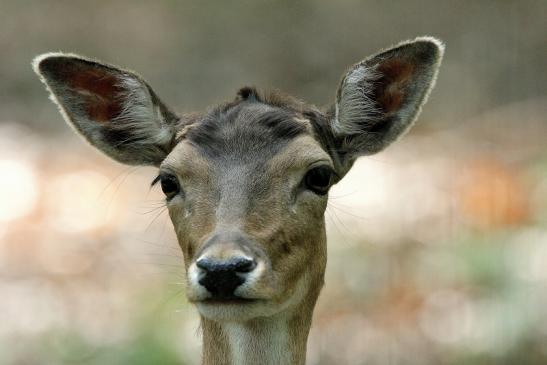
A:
[34,36,444,365]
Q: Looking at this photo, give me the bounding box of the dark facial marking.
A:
[185,92,308,159]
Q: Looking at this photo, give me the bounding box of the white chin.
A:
[195,300,281,322]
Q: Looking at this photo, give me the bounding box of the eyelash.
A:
[151,175,161,187]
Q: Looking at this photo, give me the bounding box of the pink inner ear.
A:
[375,59,415,114]
[69,68,123,123]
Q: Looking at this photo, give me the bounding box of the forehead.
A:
[183,101,313,163]
[162,99,330,173]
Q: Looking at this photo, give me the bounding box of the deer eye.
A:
[159,173,180,199]
[304,166,334,195]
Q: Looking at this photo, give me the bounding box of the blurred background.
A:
[1,1,546,364]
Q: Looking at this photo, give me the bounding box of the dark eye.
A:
[304,166,334,195]
[159,173,180,199]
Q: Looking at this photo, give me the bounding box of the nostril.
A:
[195,256,257,298]
[234,257,256,273]
[196,257,256,273]
[196,258,214,272]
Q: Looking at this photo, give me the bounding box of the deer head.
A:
[34,37,444,365]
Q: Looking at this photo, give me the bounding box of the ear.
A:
[33,53,179,166]
[332,37,444,166]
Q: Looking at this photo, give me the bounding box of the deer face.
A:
[33,37,443,322]
[161,101,332,320]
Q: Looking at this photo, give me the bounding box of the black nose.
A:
[196,257,257,298]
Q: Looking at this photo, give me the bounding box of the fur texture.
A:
[33,53,179,165]
[33,37,445,365]
[333,36,444,161]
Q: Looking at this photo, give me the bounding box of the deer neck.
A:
[200,275,322,365]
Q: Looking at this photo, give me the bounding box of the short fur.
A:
[33,53,180,165]
[33,36,444,365]
[333,36,444,170]
[185,99,308,159]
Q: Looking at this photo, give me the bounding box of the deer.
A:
[33,36,444,365]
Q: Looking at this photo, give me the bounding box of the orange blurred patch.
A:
[456,158,530,229]
[375,283,424,327]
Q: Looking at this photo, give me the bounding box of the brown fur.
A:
[376,59,415,114]
[33,37,444,365]
[70,69,123,122]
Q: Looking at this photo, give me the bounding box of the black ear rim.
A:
[353,36,445,79]
[32,52,144,84]
[373,36,444,66]
[335,36,445,113]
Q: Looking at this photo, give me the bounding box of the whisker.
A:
[328,190,359,200]
[135,270,183,275]
[140,252,183,260]
[328,201,370,220]
[325,211,348,245]
[157,289,185,310]
[140,199,168,207]
[145,206,168,232]
[137,238,181,254]
[103,167,141,215]
[133,262,184,268]
[98,166,139,200]
[139,204,168,215]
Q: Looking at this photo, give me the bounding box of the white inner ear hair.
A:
[111,76,173,147]
[333,65,382,135]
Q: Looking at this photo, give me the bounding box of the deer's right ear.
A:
[33,53,179,166]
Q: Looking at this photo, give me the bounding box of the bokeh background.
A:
[1,1,546,364]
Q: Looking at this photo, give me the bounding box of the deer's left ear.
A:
[33,53,179,166]
[332,37,444,165]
